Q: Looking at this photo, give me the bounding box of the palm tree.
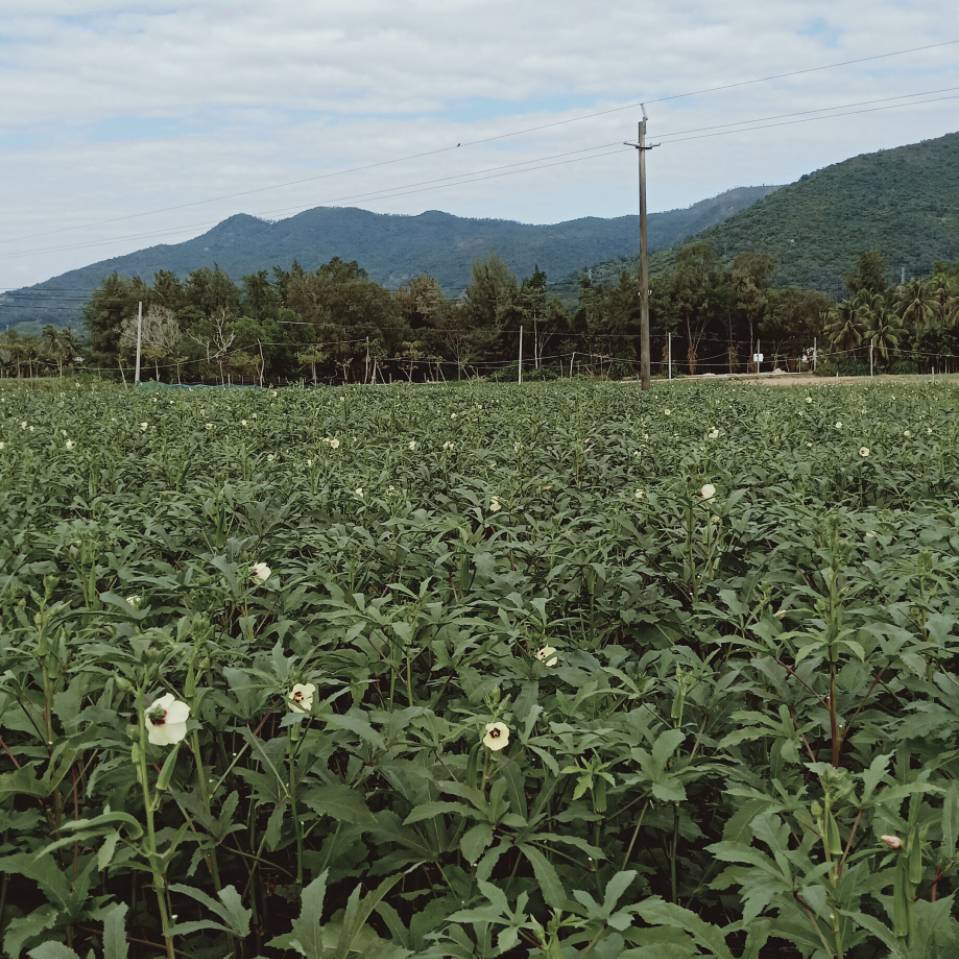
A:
[897,278,934,335]
[929,275,959,331]
[823,299,862,351]
[861,300,902,363]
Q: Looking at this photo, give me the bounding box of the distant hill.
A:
[581,131,959,293]
[0,186,778,328]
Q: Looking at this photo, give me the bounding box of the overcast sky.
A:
[0,1,956,288]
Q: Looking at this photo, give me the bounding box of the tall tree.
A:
[845,251,888,297]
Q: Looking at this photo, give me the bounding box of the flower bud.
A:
[881,834,903,851]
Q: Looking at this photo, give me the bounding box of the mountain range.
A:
[4,129,959,332]
[0,186,778,329]
[633,130,957,291]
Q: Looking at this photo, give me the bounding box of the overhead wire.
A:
[3,38,957,247]
[5,81,959,270]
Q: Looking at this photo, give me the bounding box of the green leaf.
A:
[169,883,251,938]
[402,801,475,825]
[303,784,375,826]
[102,903,129,959]
[651,729,685,770]
[323,712,385,750]
[460,822,494,864]
[3,906,59,959]
[519,843,566,908]
[636,897,734,959]
[27,945,81,959]
[269,872,328,957]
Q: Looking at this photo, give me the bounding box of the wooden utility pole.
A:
[625,108,658,390]
[517,325,524,384]
[667,331,672,380]
[134,301,143,385]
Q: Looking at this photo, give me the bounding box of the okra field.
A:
[3,378,959,959]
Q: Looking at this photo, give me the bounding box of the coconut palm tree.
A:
[896,278,934,335]
[929,275,959,331]
[859,292,902,363]
[823,299,862,351]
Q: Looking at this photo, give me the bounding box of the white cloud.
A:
[0,0,956,285]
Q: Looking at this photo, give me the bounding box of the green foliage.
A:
[0,187,776,329]
[2,378,959,956]
[649,131,959,292]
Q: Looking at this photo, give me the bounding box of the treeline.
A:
[1,245,957,382]
[822,251,959,372]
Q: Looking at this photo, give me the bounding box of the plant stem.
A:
[137,695,176,959]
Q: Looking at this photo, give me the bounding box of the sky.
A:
[0,0,957,289]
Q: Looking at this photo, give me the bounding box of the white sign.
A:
[752,353,764,363]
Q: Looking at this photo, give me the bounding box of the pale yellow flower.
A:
[145,693,190,747]
[288,683,316,714]
[700,483,716,501]
[251,562,272,584]
[482,722,510,752]
[536,646,559,667]
[859,447,870,458]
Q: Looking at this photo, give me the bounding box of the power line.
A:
[2,38,956,247]
[7,80,959,269]
[654,86,959,139]
[3,146,627,260]
[660,93,959,145]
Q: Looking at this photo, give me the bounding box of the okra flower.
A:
[145,693,190,746]
[490,497,502,513]
[859,447,870,458]
[707,428,720,440]
[536,646,559,667]
[482,722,510,752]
[65,439,76,451]
[288,683,316,714]
[251,562,272,584]
[700,483,716,501]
